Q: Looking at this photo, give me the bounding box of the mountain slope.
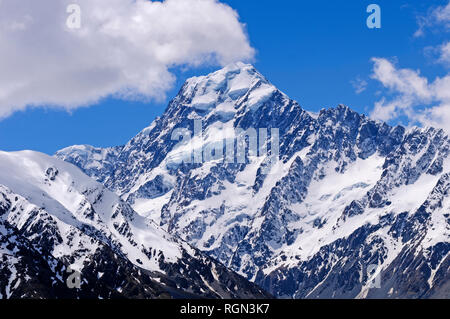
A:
[56,62,450,298]
[0,150,270,299]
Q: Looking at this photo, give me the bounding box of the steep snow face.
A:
[56,63,450,299]
[0,150,183,272]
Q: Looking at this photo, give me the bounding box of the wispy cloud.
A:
[438,42,450,66]
[414,1,450,37]
[0,0,255,119]
[350,77,368,94]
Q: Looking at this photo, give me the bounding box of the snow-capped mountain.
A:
[0,150,270,299]
[57,62,449,298]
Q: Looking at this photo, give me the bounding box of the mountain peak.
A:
[186,62,261,85]
[179,62,278,112]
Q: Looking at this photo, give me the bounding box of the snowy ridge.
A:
[0,150,182,272]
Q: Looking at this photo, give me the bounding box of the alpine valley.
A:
[1,63,448,299]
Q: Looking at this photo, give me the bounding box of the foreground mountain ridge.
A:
[53,62,449,298]
[0,150,270,298]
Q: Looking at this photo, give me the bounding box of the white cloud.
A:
[415,1,450,37]
[0,0,255,118]
[370,58,450,134]
[371,58,432,101]
[371,97,408,122]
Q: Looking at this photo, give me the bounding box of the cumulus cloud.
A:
[370,58,450,133]
[0,0,255,118]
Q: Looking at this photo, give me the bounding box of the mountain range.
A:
[1,62,448,298]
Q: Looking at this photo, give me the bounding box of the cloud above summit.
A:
[0,0,255,118]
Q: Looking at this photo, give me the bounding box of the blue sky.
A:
[0,0,449,154]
